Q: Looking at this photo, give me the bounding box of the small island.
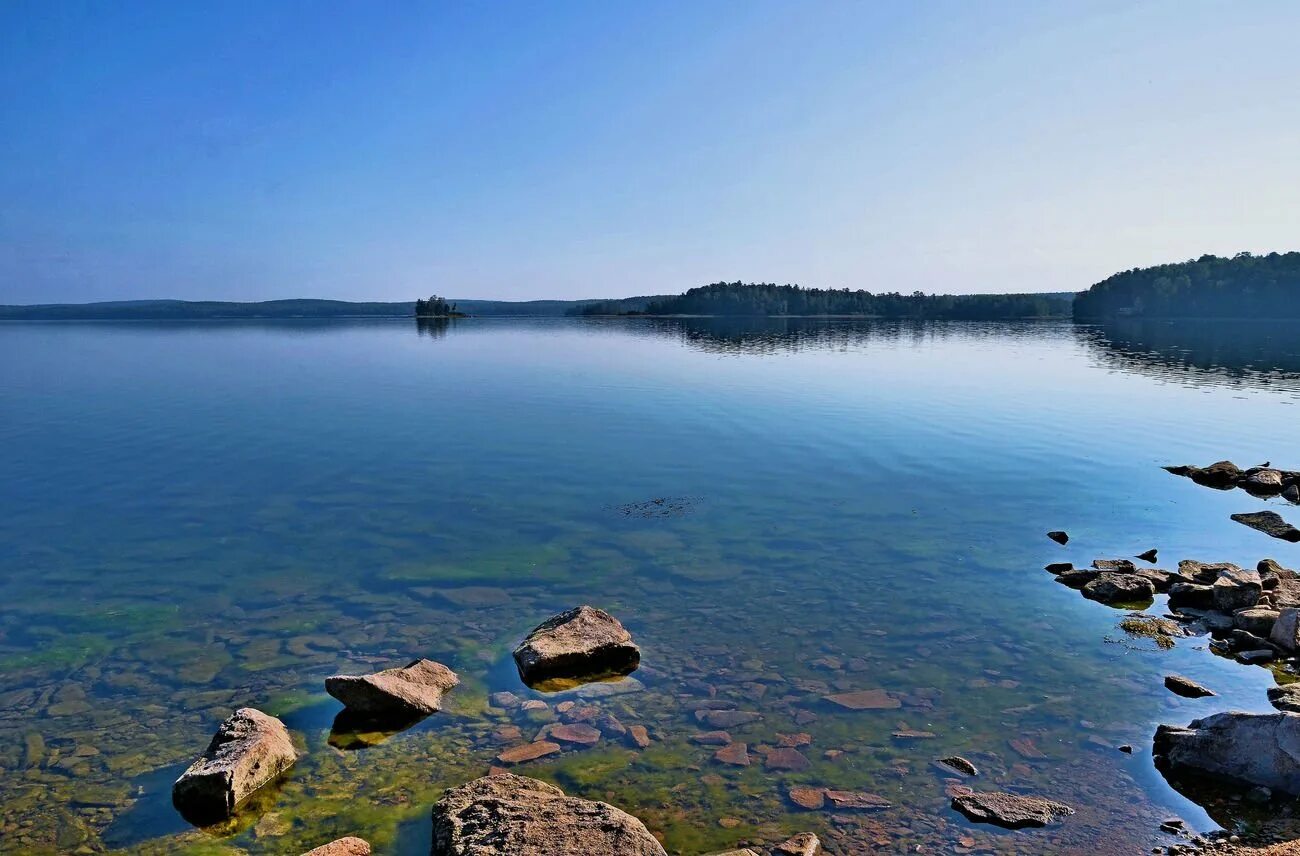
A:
[414,295,466,317]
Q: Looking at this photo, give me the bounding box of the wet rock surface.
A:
[1234,511,1300,543]
[171,708,297,825]
[430,772,667,855]
[950,791,1074,828]
[1082,572,1156,604]
[325,658,459,717]
[1164,675,1216,699]
[1154,712,1300,794]
[513,605,641,688]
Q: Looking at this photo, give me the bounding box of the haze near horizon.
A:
[2,0,1298,304]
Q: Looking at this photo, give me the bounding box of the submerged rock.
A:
[301,837,371,856]
[950,791,1074,828]
[1164,675,1216,699]
[823,689,901,710]
[1154,711,1300,794]
[773,833,821,855]
[1233,511,1300,543]
[937,755,979,776]
[430,772,667,855]
[325,659,459,718]
[172,708,297,824]
[1082,572,1155,605]
[513,605,640,688]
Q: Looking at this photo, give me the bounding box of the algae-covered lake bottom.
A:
[3,316,1300,855]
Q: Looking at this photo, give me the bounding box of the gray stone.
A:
[1082,572,1155,605]
[1154,711,1300,794]
[325,659,459,717]
[1268,685,1300,713]
[1232,511,1300,543]
[1168,582,1215,610]
[1271,608,1300,652]
[1164,675,1215,699]
[1212,566,1263,611]
[1235,608,1280,637]
[172,708,297,824]
[950,791,1074,828]
[513,606,640,687]
[430,773,666,855]
[1245,469,1286,493]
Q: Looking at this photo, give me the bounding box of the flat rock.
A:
[1154,711,1300,794]
[938,756,978,776]
[691,730,733,745]
[787,786,826,810]
[696,709,763,728]
[1092,558,1137,572]
[301,838,371,856]
[714,742,750,766]
[1082,572,1155,605]
[172,708,297,824]
[824,790,891,810]
[626,725,651,748]
[823,689,901,710]
[763,747,810,771]
[1047,531,1069,545]
[513,605,641,687]
[1233,511,1300,543]
[496,741,562,765]
[773,833,821,855]
[325,659,459,717]
[550,723,601,746]
[1237,608,1281,637]
[430,772,666,856]
[1268,685,1300,713]
[951,791,1074,828]
[1164,675,1215,699]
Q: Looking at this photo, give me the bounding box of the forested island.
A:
[572,282,1072,319]
[1073,252,1300,320]
[414,295,465,317]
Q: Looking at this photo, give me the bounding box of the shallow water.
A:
[2,317,1300,855]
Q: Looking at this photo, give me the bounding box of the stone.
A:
[513,605,641,687]
[823,689,901,710]
[951,791,1074,828]
[550,723,602,746]
[1138,549,1159,563]
[1154,711,1300,794]
[1082,573,1155,605]
[490,691,522,709]
[627,725,651,749]
[301,837,371,856]
[695,710,763,728]
[1054,569,1099,589]
[714,743,750,766]
[1092,558,1137,572]
[1233,511,1300,543]
[325,659,459,718]
[938,756,978,776]
[763,747,811,771]
[430,772,666,855]
[1044,562,1073,573]
[691,731,733,745]
[773,833,821,855]
[1168,582,1215,610]
[1273,609,1300,652]
[1286,484,1300,503]
[824,790,891,810]
[1212,566,1264,611]
[496,742,562,765]
[172,708,297,824]
[1047,531,1069,545]
[1164,675,1215,699]
[787,786,826,810]
[1268,685,1300,713]
[1246,469,1286,494]
[1236,608,1281,637]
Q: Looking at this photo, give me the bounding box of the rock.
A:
[1172,460,1243,488]
[823,689,901,710]
[1092,558,1137,572]
[1212,566,1264,611]
[490,691,522,709]
[703,851,758,856]
[1236,608,1281,637]
[1286,484,1300,503]
[1272,609,1300,652]
[1246,469,1286,494]
[823,790,891,810]
[513,605,641,687]
[1164,675,1215,698]
[1233,511,1300,543]
[1169,582,1215,609]
[1044,562,1073,573]
[787,786,826,809]
[714,743,750,766]
[496,742,562,765]
[692,730,733,745]
[1054,569,1100,589]
[773,833,821,855]
[550,723,602,746]
[1138,549,1159,563]
[764,747,811,771]
[1047,531,1069,545]
[430,772,666,855]
[938,756,978,776]
[1268,685,1300,713]
[696,710,763,728]
[325,659,459,718]
[950,791,1074,828]
[1082,572,1155,605]
[1238,649,1276,664]
[626,725,651,749]
[1154,712,1300,793]
[172,708,297,824]
[301,837,371,856]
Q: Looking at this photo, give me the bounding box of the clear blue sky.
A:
[2,0,1298,303]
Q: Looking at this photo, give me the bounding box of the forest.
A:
[414,295,462,317]
[575,282,1071,319]
[1073,252,1300,320]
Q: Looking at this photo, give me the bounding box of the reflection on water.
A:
[1,317,1298,854]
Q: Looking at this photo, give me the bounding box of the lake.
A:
[3,316,1300,855]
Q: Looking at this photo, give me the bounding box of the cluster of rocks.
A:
[1164,461,1300,503]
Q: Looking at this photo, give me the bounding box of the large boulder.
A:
[1153,711,1300,794]
[172,708,297,824]
[326,659,459,718]
[430,772,666,855]
[513,606,640,687]
[1271,609,1300,652]
[1081,572,1155,605]
[1233,512,1300,543]
[950,791,1074,828]
[1213,566,1263,611]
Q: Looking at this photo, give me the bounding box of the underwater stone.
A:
[823,689,901,710]
[513,605,640,687]
[301,837,371,855]
[496,741,561,765]
[951,791,1073,828]
[773,833,821,856]
[172,708,297,824]
[325,658,459,717]
[430,772,667,855]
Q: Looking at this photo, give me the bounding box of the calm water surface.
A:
[3,317,1300,855]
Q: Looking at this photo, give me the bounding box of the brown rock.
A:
[824,790,891,810]
[823,689,901,710]
[301,837,371,856]
[496,741,562,765]
[952,791,1074,828]
[627,725,651,749]
[763,747,810,771]
[325,659,459,717]
[550,723,602,746]
[691,730,733,745]
[695,709,763,728]
[787,786,826,810]
[172,708,297,824]
[513,605,641,687]
[714,742,750,766]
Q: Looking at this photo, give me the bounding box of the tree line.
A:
[575,282,1071,319]
[414,295,461,317]
[1073,252,1300,320]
